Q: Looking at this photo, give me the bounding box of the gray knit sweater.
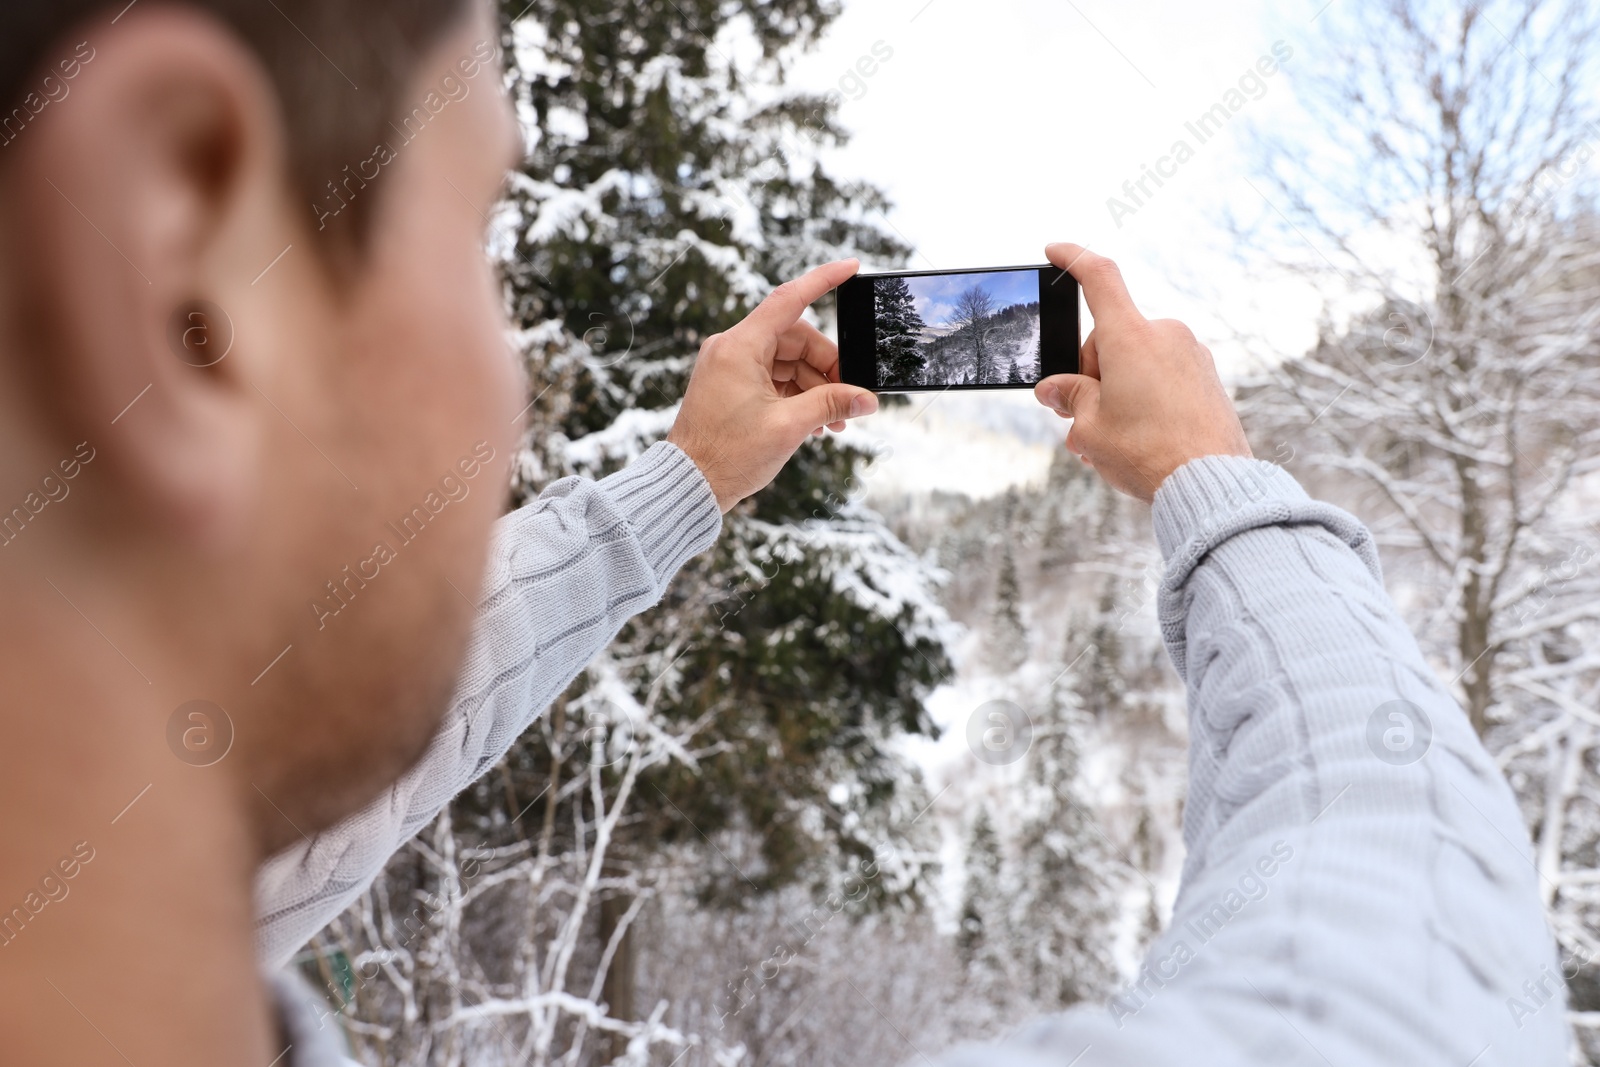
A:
[256,446,1568,1066]
[938,457,1567,1066]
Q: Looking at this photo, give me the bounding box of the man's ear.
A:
[2,7,303,550]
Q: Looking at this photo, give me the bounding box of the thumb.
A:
[1036,374,1099,418]
[785,384,879,436]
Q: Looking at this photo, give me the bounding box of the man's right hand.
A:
[668,259,878,514]
[1034,243,1253,504]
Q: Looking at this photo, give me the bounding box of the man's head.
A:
[0,0,475,249]
[0,0,524,851]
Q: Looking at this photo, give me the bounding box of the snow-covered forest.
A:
[290,1,1600,1064]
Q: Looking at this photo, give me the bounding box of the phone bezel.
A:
[836,264,1080,393]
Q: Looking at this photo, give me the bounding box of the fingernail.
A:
[849,393,878,418]
[1038,383,1064,412]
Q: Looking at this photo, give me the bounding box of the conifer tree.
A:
[487,0,951,888]
[987,492,1029,669]
[957,806,1006,983]
[1076,585,1131,721]
[1011,657,1120,1008]
[875,276,927,387]
[454,0,955,1038]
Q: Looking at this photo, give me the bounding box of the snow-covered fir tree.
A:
[875,275,927,388]
[957,806,1011,992]
[1081,586,1130,722]
[1011,659,1121,1008]
[497,0,955,895]
[987,540,1028,672]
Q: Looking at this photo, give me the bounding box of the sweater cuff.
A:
[1152,454,1381,588]
[1151,455,1311,561]
[595,442,723,590]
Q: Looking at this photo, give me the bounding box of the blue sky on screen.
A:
[902,270,1038,328]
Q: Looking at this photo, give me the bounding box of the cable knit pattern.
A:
[936,456,1566,1067]
[254,442,721,970]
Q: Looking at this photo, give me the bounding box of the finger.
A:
[775,319,842,380]
[1035,373,1099,419]
[793,361,831,392]
[742,259,861,338]
[1078,329,1101,382]
[783,383,878,438]
[1045,243,1144,330]
[774,356,838,400]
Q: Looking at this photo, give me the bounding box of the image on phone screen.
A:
[837,265,1080,393]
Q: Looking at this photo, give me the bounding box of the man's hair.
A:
[0,1,476,246]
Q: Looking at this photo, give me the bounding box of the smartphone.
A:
[837,264,1079,392]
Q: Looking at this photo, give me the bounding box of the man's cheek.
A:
[459,260,522,436]
[440,475,469,504]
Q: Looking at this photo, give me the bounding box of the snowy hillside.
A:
[916,301,1043,386]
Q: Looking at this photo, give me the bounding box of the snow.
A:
[516,169,631,248]
[1006,316,1042,381]
[559,405,680,473]
[841,394,1064,502]
[742,508,960,649]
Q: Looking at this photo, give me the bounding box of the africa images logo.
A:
[1106,41,1294,229]
[1365,699,1432,766]
[312,40,499,231]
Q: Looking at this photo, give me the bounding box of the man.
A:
[258,253,1573,1067]
[0,4,1564,1067]
[0,2,875,1064]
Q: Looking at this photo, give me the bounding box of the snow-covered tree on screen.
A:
[952,286,998,384]
[876,275,927,388]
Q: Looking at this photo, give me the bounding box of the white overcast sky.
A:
[773,0,1349,493]
[787,0,1330,379]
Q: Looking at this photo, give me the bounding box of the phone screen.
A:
[837,265,1079,392]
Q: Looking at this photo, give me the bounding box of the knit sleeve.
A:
[253,442,721,968]
[934,456,1566,1067]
